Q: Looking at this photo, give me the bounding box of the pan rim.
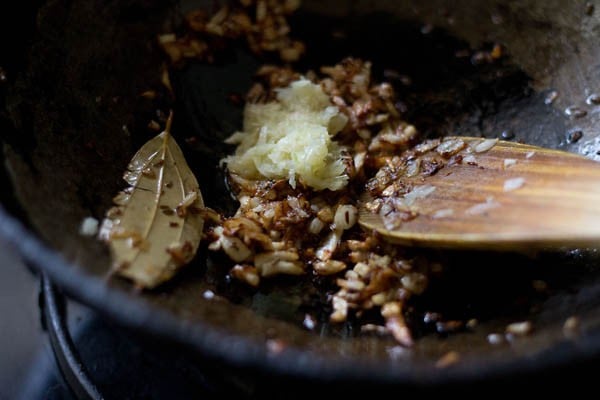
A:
[1,0,599,390]
[1,203,599,387]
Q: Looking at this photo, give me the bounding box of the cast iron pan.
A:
[2,0,600,393]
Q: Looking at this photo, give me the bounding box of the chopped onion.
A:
[79,217,99,236]
[354,151,366,171]
[465,197,500,215]
[406,159,420,177]
[474,138,498,153]
[404,185,436,206]
[316,231,342,261]
[436,138,466,157]
[504,177,525,192]
[333,204,358,231]
[380,205,399,230]
[503,158,517,168]
[526,151,535,159]
[463,154,477,164]
[432,208,454,219]
[308,217,325,234]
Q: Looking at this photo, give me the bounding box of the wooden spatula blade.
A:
[358,137,600,250]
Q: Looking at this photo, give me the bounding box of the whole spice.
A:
[99,114,205,288]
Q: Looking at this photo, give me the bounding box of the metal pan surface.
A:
[2,0,600,390]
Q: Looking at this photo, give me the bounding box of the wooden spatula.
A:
[358,136,600,250]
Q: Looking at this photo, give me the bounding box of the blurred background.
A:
[0,238,60,400]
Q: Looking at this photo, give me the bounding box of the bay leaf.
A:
[99,115,204,289]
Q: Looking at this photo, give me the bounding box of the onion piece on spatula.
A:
[358,136,600,251]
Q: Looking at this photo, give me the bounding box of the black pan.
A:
[2,0,600,394]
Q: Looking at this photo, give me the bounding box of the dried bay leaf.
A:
[99,115,204,288]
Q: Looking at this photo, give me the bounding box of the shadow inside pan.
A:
[2,0,600,385]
